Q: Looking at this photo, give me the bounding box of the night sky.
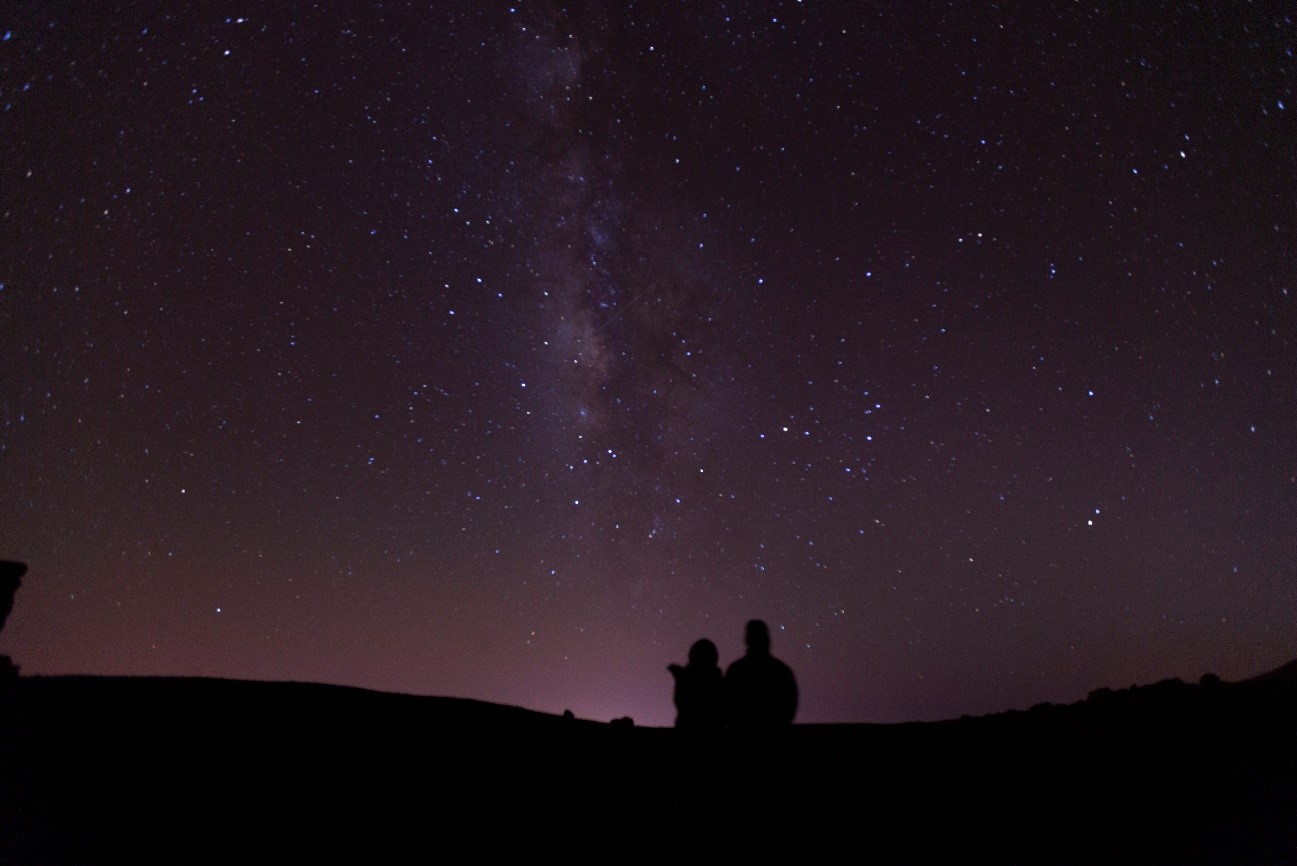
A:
[2,2,1294,727]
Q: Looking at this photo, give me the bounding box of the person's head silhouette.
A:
[744,619,771,656]
[688,638,719,668]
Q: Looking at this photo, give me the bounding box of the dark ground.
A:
[2,665,1295,864]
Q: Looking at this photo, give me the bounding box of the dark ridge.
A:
[2,664,1295,863]
[1241,657,1297,689]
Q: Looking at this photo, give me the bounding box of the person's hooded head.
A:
[688,638,719,669]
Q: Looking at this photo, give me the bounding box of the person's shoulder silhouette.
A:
[0,561,26,635]
[0,561,26,681]
[725,620,798,730]
[668,638,725,731]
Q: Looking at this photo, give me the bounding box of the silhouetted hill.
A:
[1242,657,1297,690]
[2,666,1295,864]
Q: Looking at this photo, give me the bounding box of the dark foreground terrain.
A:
[2,665,1295,864]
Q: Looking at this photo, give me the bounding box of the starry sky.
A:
[2,1,1294,726]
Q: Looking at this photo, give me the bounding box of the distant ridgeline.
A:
[0,663,1291,860]
[0,657,1295,861]
[972,663,1297,722]
[0,557,1294,863]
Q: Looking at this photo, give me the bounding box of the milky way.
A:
[2,2,1294,725]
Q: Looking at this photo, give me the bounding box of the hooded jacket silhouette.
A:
[668,638,725,731]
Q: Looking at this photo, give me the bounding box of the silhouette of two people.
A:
[669,619,798,732]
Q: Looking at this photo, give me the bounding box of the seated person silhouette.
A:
[725,620,798,731]
[668,638,725,731]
